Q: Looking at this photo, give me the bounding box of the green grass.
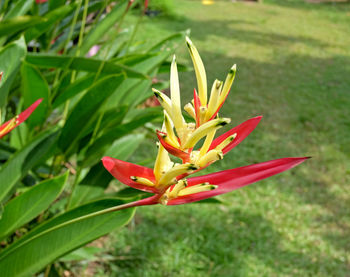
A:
[82,1,350,276]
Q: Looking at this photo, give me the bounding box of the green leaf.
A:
[69,134,146,209]
[25,53,146,79]
[75,106,128,149]
[21,62,50,128]
[0,36,26,107]
[159,60,191,74]
[25,4,75,42]
[58,75,124,154]
[81,109,161,168]
[77,1,129,56]
[4,0,34,20]
[52,74,94,108]
[104,133,145,160]
[49,0,66,11]
[105,32,187,110]
[0,140,16,161]
[0,199,135,277]
[0,173,68,240]
[0,128,59,203]
[0,16,46,38]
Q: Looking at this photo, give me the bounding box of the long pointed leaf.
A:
[0,36,26,107]
[0,16,46,38]
[0,129,59,202]
[21,62,50,128]
[58,75,124,154]
[25,54,146,79]
[0,199,135,277]
[0,173,68,240]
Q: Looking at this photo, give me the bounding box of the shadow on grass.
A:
[150,49,350,275]
[112,207,348,276]
[265,0,350,12]
[194,50,350,260]
[149,16,330,49]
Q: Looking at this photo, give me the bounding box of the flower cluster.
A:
[102,38,308,207]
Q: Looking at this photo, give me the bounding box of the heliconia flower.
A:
[102,37,308,209]
[152,39,240,169]
[0,99,42,139]
[102,156,309,206]
[35,0,47,3]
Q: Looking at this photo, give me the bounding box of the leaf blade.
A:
[0,173,69,240]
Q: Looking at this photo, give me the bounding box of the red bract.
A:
[208,116,262,154]
[156,130,190,162]
[102,157,158,193]
[0,99,42,139]
[157,116,262,163]
[35,0,47,3]
[102,156,309,206]
[167,157,309,205]
[101,38,308,210]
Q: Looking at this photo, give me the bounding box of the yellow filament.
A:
[153,88,173,118]
[170,55,185,133]
[158,163,198,186]
[160,133,180,149]
[130,176,155,187]
[206,79,223,121]
[184,103,196,119]
[163,111,180,147]
[168,179,188,198]
[154,143,172,181]
[186,36,207,106]
[199,106,207,125]
[197,149,223,167]
[215,133,237,151]
[178,183,218,196]
[198,130,216,158]
[217,64,236,109]
[182,118,231,149]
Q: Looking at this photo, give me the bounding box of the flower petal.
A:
[209,116,262,154]
[167,157,309,205]
[193,88,201,126]
[0,99,42,139]
[156,131,190,162]
[102,157,158,193]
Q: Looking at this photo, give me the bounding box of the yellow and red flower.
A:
[102,37,308,207]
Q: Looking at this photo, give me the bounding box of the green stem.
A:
[65,167,82,211]
[71,0,89,83]
[51,0,83,100]
[124,7,145,55]
[88,110,104,147]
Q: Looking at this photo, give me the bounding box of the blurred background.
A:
[82,0,350,276]
[0,0,349,276]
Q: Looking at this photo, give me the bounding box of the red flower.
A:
[102,156,309,206]
[0,99,42,139]
[101,37,308,209]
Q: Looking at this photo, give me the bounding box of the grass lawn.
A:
[82,1,350,276]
